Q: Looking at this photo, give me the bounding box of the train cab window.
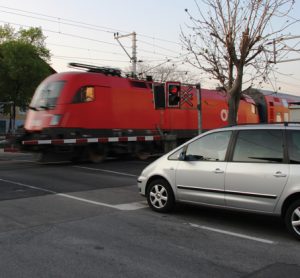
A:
[30,80,65,109]
[73,86,95,103]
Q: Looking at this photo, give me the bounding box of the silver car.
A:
[138,124,300,240]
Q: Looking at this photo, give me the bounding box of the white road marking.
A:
[189,223,276,244]
[73,166,138,177]
[114,201,148,210]
[0,178,146,211]
[0,178,56,194]
[57,193,147,210]
[57,193,117,208]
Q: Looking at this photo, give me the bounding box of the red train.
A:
[17,63,300,162]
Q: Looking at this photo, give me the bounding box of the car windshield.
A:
[29,80,65,110]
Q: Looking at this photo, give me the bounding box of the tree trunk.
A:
[227,66,243,126]
[228,92,241,126]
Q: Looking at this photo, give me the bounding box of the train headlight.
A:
[50,114,62,126]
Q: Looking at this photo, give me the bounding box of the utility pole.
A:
[132,32,137,75]
[114,32,137,76]
[196,83,202,135]
[270,35,300,64]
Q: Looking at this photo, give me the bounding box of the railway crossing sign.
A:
[180,86,193,107]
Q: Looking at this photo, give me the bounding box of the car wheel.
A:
[285,199,300,240]
[147,179,175,212]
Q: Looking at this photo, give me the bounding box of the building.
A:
[0,106,27,134]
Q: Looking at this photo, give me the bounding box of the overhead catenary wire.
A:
[0,4,205,82]
[0,4,212,70]
[0,6,181,48]
[0,19,183,60]
[0,4,299,95]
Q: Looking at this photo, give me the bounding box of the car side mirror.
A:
[179,152,186,161]
[183,154,204,161]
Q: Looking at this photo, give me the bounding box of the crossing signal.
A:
[166,82,181,107]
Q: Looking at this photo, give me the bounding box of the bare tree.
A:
[136,62,198,83]
[182,0,297,125]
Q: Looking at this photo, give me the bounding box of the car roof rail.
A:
[229,122,300,127]
[283,122,300,126]
[230,122,281,127]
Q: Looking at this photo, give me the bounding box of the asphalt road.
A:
[0,151,300,278]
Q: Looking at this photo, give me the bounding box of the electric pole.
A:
[270,35,300,63]
[114,32,137,76]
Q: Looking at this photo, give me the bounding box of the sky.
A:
[0,0,300,96]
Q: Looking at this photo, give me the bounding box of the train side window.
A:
[153,84,165,109]
[73,86,95,103]
[251,104,257,114]
[130,81,148,89]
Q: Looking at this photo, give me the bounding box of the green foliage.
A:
[18,27,50,60]
[0,24,52,116]
[0,25,50,60]
[0,41,52,107]
[0,24,15,43]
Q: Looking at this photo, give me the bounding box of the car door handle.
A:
[214,168,224,174]
[273,171,287,178]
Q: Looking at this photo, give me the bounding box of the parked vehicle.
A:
[138,123,300,240]
[14,63,300,162]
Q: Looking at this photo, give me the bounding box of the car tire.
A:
[284,199,300,240]
[147,179,175,212]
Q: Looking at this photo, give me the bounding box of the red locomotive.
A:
[18,63,300,162]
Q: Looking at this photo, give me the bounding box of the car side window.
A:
[288,130,300,164]
[185,131,232,161]
[232,130,284,163]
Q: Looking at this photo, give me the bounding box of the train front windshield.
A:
[30,80,65,110]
